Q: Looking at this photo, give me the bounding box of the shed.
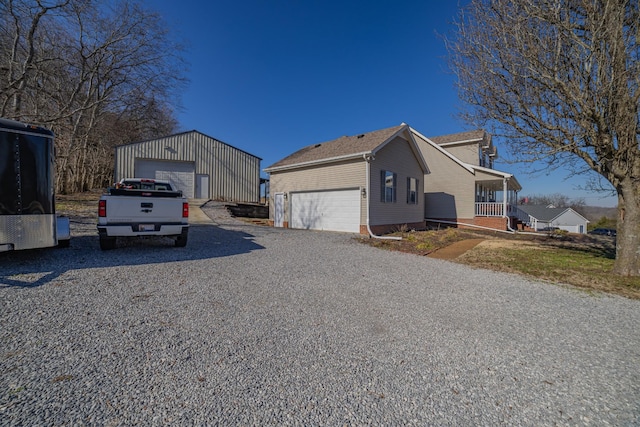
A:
[519,205,589,234]
[114,130,261,202]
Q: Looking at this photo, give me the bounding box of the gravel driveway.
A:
[1,203,639,425]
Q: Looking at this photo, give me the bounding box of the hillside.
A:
[578,205,617,222]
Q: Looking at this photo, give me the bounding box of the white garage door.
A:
[290,189,361,233]
[135,159,195,198]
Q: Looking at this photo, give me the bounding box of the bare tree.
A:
[447,0,640,276]
[520,193,586,210]
[0,0,71,119]
[0,0,186,193]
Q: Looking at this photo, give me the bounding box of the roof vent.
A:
[357,134,365,138]
[314,143,322,148]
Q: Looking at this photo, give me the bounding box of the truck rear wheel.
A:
[99,236,117,250]
[174,229,188,247]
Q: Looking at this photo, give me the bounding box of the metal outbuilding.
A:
[114,130,261,202]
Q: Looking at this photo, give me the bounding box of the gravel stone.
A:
[1,202,639,425]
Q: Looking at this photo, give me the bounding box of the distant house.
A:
[518,205,589,234]
[264,123,524,235]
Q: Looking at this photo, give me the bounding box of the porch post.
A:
[503,178,508,217]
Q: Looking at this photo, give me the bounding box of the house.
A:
[264,123,523,235]
[114,130,262,202]
[518,205,589,234]
[412,128,523,231]
[264,124,428,234]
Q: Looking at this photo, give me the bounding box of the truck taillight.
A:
[99,200,107,217]
[182,202,189,218]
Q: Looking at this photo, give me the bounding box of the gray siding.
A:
[368,136,424,226]
[553,210,589,234]
[115,131,261,202]
[414,134,476,219]
[439,143,480,166]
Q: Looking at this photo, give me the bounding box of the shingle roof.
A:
[518,205,568,221]
[265,124,407,170]
[429,129,486,145]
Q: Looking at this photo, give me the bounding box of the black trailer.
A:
[0,117,70,251]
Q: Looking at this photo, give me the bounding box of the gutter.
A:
[364,154,402,241]
[265,151,374,173]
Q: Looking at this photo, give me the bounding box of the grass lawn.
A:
[360,228,640,300]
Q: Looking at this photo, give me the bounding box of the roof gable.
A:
[410,127,476,174]
[428,129,486,145]
[265,124,427,172]
[412,127,520,190]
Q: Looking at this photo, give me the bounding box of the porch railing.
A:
[475,202,530,225]
[475,202,507,217]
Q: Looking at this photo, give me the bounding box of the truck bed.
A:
[97,180,189,249]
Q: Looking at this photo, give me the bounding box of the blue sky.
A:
[150,0,617,207]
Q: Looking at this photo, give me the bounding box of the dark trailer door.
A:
[0,118,57,250]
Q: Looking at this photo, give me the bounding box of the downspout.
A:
[504,177,515,232]
[364,154,402,240]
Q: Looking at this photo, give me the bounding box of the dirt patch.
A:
[359,229,488,257]
[427,238,485,260]
[56,190,102,224]
[473,239,543,250]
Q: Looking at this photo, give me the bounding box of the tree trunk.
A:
[613,178,640,276]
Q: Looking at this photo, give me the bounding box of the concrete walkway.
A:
[188,199,213,224]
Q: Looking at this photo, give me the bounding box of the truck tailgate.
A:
[103,197,186,223]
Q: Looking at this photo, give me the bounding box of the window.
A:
[380,170,396,203]
[407,177,418,204]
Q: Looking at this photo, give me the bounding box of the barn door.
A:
[196,174,209,199]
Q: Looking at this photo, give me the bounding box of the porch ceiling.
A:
[476,179,520,191]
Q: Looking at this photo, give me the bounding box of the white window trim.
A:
[407,177,419,205]
[380,170,397,203]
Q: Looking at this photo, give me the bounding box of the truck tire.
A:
[174,228,188,247]
[99,236,117,250]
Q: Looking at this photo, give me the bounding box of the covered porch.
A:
[474,173,527,225]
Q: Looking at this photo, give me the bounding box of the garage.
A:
[290,189,361,233]
[115,130,261,202]
[135,159,195,198]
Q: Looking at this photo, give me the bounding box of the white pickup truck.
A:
[97,178,189,250]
